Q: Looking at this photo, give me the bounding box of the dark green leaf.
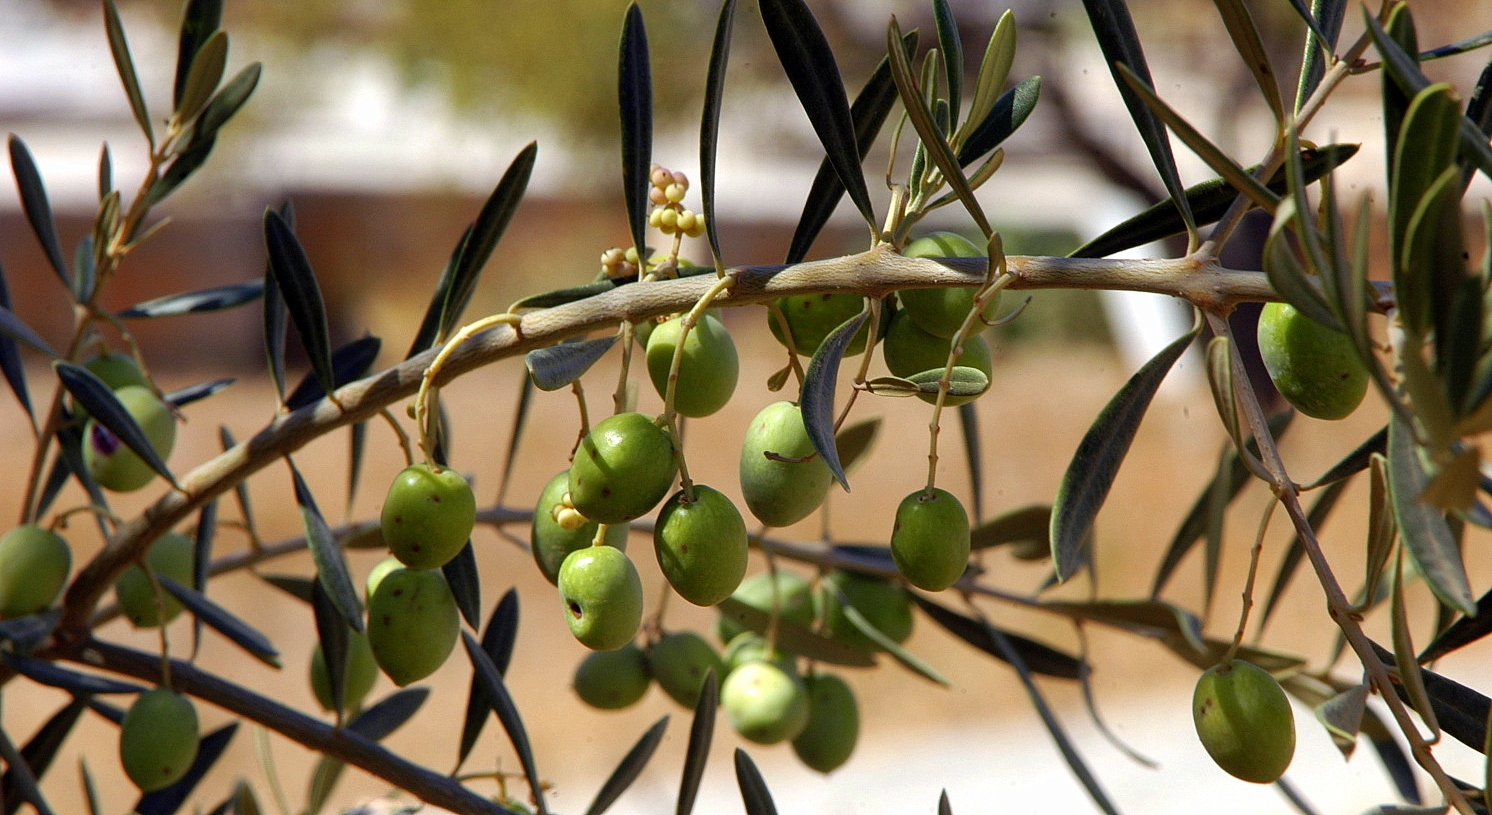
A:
[619,3,652,262]
[189,499,217,656]
[676,670,717,815]
[760,0,873,226]
[1294,0,1347,111]
[0,262,33,423]
[348,688,428,741]
[903,365,990,397]
[1421,582,1492,662]
[970,504,1049,551]
[79,758,101,815]
[1390,85,1463,337]
[0,303,59,359]
[933,0,962,127]
[1303,425,1386,489]
[7,136,70,288]
[119,280,264,319]
[73,232,97,303]
[823,581,946,685]
[442,541,481,628]
[311,579,352,719]
[285,335,381,410]
[220,426,257,537]
[714,595,874,667]
[289,460,364,631]
[584,716,668,815]
[834,417,880,476]
[733,749,778,815]
[259,573,314,604]
[1078,0,1194,240]
[175,30,227,124]
[495,375,533,505]
[698,0,738,263]
[1388,416,1476,615]
[134,723,236,815]
[1052,320,1199,581]
[910,594,1083,679]
[44,423,109,527]
[3,654,144,696]
[3,698,87,814]
[147,136,215,207]
[263,209,335,400]
[938,790,953,815]
[103,0,153,147]
[158,576,279,668]
[0,725,56,815]
[526,337,619,391]
[172,0,223,108]
[462,631,547,815]
[262,202,291,402]
[1368,641,1487,755]
[799,308,868,491]
[956,76,1041,167]
[957,403,984,520]
[56,361,177,488]
[163,378,233,409]
[86,699,125,726]
[192,62,259,145]
[1209,0,1284,122]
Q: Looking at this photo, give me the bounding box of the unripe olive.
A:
[366,566,460,686]
[568,412,678,524]
[115,532,195,628]
[1192,659,1296,783]
[881,311,993,406]
[645,313,739,418]
[792,671,859,773]
[900,231,1001,338]
[816,570,913,652]
[1256,302,1369,420]
[0,524,70,618]
[721,659,810,744]
[366,556,403,599]
[310,630,379,714]
[84,384,176,492]
[573,642,652,710]
[531,470,629,585]
[380,463,476,570]
[739,402,834,528]
[716,570,815,645]
[557,546,644,651]
[890,488,971,591]
[119,687,199,792]
[71,352,150,423]
[648,631,725,708]
[654,486,748,607]
[767,294,871,357]
[722,632,796,678]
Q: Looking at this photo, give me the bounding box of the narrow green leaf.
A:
[959,11,1016,149]
[78,758,101,815]
[219,426,257,538]
[147,137,216,207]
[0,304,60,359]
[1403,167,1470,375]
[1263,198,1340,332]
[1390,84,1462,336]
[675,670,717,815]
[1260,478,1351,631]
[826,583,947,685]
[970,504,1050,551]
[456,589,519,768]
[584,716,668,815]
[133,723,237,815]
[172,0,223,108]
[495,376,533,505]
[3,698,87,814]
[285,335,381,411]
[1294,0,1347,112]
[1052,320,1200,581]
[1209,0,1284,122]
[618,3,652,263]
[119,280,264,319]
[191,498,215,660]
[264,209,336,400]
[3,654,142,695]
[7,136,71,288]
[1078,0,1194,240]
[158,576,279,668]
[526,337,619,392]
[443,541,481,628]
[1387,416,1476,615]
[0,725,57,815]
[733,749,778,815]
[760,0,874,226]
[176,29,227,124]
[911,594,1083,679]
[311,579,352,719]
[1362,454,1396,617]
[1304,425,1385,491]
[1421,583,1492,662]
[510,279,623,310]
[289,460,364,631]
[258,210,287,402]
[799,308,868,490]
[933,0,962,126]
[55,361,177,488]
[103,0,153,147]
[0,262,34,424]
[957,403,984,520]
[347,688,428,741]
[1369,640,1487,755]
[1390,552,1439,738]
[713,596,875,667]
[1313,681,1370,757]
[698,0,738,264]
[956,76,1040,167]
[462,631,547,815]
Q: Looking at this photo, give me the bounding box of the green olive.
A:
[1256,302,1369,420]
[557,546,644,651]
[720,659,810,745]
[310,630,379,715]
[647,631,725,708]
[722,632,796,678]
[653,485,748,607]
[71,351,150,423]
[380,463,477,570]
[791,671,859,773]
[739,402,834,528]
[645,312,739,418]
[366,566,460,686]
[881,310,992,405]
[900,231,1001,338]
[767,294,871,357]
[816,570,913,652]
[84,384,176,492]
[119,687,199,792]
[115,532,195,628]
[716,569,815,645]
[0,524,70,619]
[531,470,629,585]
[573,642,652,710]
[1192,659,1296,783]
[890,488,971,591]
[568,412,678,524]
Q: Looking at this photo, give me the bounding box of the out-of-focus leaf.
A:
[714,596,874,667]
[1388,417,1476,615]
[760,0,873,226]
[970,504,1049,551]
[800,308,868,491]
[938,790,953,815]
[698,0,738,263]
[192,62,257,143]
[0,262,33,424]
[102,0,153,147]
[1260,477,1351,631]
[86,699,125,726]
[79,757,102,815]
[0,612,59,655]
[1042,599,1206,654]
[119,280,263,319]
[619,3,652,262]
[261,202,291,401]
[584,716,668,815]
[8,136,71,288]
[1052,320,1199,581]
[1314,681,1370,758]
[56,361,177,487]
[219,426,257,538]
[676,671,717,815]
[263,209,335,400]
[284,335,381,411]
[442,541,481,627]
[1210,0,1284,122]
[1390,555,1438,738]
[834,417,880,477]
[825,582,946,685]
[462,632,547,815]
[1421,582,1492,662]
[957,403,984,520]
[1304,425,1386,489]
[526,337,618,392]
[1368,640,1487,755]
[786,32,914,264]
[2,697,86,814]
[496,375,533,505]
[733,749,778,815]
[1078,0,1194,241]
[0,304,58,359]
[509,280,622,311]
[259,573,314,604]
[0,724,55,815]
[158,576,279,668]
[289,460,363,631]
[133,723,237,815]
[310,578,352,722]
[348,688,428,741]
[175,29,226,124]
[911,594,1083,679]
[933,0,962,127]
[163,378,233,410]
[172,0,222,109]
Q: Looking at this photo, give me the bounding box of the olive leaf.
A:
[733,749,778,815]
[103,0,152,148]
[676,670,717,815]
[462,631,547,815]
[2,697,87,814]
[698,0,737,264]
[119,281,264,319]
[526,337,619,392]
[8,136,71,289]
[263,209,336,401]
[55,361,178,489]
[158,575,280,669]
[133,723,237,815]
[618,3,651,263]
[799,308,869,491]
[1387,416,1476,615]
[583,716,668,815]
[0,261,34,425]
[288,460,363,632]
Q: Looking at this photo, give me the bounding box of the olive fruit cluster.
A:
[0,524,70,619]
[1256,302,1369,420]
[365,557,460,686]
[531,470,629,585]
[1192,659,1296,783]
[380,463,476,569]
[120,687,199,792]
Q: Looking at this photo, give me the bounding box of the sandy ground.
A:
[1,320,1478,815]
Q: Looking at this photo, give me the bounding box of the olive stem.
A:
[660,273,737,500]
[375,407,416,469]
[764,301,805,391]
[415,313,524,463]
[1223,499,1276,664]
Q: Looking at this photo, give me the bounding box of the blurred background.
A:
[4,0,1492,812]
